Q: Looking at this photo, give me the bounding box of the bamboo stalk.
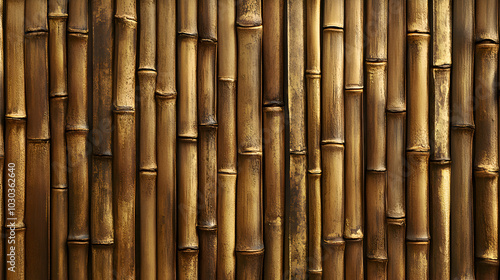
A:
[345,239,364,279]
[406,241,429,279]
[25,140,50,279]
[323,0,343,28]
[178,249,199,280]
[307,172,321,279]
[217,0,236,81]
[322,240,345,279]
[407,0,429,33]
[139,0,156,70]
[387,0,405,112]
[345,0,363,89]
[263,107,285,279]
[198,0,216,40]
[429,161,451,280]
[475,0,498,42]
[91,245,113,279]
[386,112,405,218]
[387,218,405,280]
[51,188,68,280]
[321,143,344,241]
[198,41,217,126]
[178,0,197,35]
[138,70,157,169]
[450,127,474,278]
[112,110,136,279]
[67,241,89,280]
[114,18,137,110]
[67,33,89,130]
[365,0,387,61]
[432,0,451,67]
[139,171,157,280]
[156,1,176,278]
[406,152,430,241]
[217,173,236,280]
[474,171,499,259]
[177,35,198,138]
[25,0,47,32]
[236,0,261,27]
[6,228,25,280]
[67,0,87,33]
[155,94,177,280]
[92,0,113,156]
[263,0,284,106]
[476,259,500,279]
[91,156,113,244]
[48,0,67,97]
[430,68,450,161]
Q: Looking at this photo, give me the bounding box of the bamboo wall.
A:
[1,0,499,279]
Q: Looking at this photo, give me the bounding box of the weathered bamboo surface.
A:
[4,1,500,279]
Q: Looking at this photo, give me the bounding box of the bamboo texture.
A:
[7,2,500,279]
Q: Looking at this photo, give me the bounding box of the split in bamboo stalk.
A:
[432,0,451,67]
[450,127,474,278]
[322,240,345,279]
[263,0,284,106]
[345,0,363,88]
[156,1,176,278]
[322,28,344,144]
[387,218,405,280]
[475,0,498,42]
[407,0,429,33]
[430,68,451,161]
[140,171,157,280]
[365,62,387,171]
[67,241,89,280]
[112,110,136,279]
[25,140,50,279]
[177,35,198,138]
[25,32,50,140]
[407,33,430,152]
[323,0,344,28]
[476,259,500,279]
[217,173,236,280]
[155,93,177,280]
[91,245,113,279]
[51,188,68,280]
[344,89,363,239]
[92,0,113,156]
[429,161,451,280]
[6,228,25,280]
[91,156,113,244]
[263,107,285,279]
[345,239,363,280]
[365,0,388,61]
[406,241,429,279]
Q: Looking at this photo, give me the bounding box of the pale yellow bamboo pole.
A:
[216,0,237,277]
[451,0,474,278]
[285,0,307,278]
[156,0,176,278]
[5,0,26,278]
[306,0,321,277]
[113,0,137,278]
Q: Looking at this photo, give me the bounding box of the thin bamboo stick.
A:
[430,68,450,161]
[139,171,157,280]
[112,110,136,279]
[139,0,156,70]
[474,171,499,258]
[475,0,498,42]
[386,112,405,218]
[387,218,405,280]
[345,239,364,280]
[48,0,67,97]
[91,245,113,279]
[114,18,137,110]
[432,0,451,67]
[51,188,68,280]
[91,156,113,244]
[387,0,405,113]
[407,0,429,33]
[345,0,363,88]
[406,241,430,279]
[198,41,217,126]
[155,94,177,280]
[429,161,451,280]
[156,1,176,279]
[217,0,236,82]
[263,107,285,279]
[67,241,89,280]
[25,140,50,279]
[451,0,474,277]
[365,0,387,61]
[67,33,89,130]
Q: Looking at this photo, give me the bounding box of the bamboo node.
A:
[114,15,137,24]
[48,13,68,19]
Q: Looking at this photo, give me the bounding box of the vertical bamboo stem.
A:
[451,0,474,278]
[91,245,113,279]
[475,0,498,43]
[345,239,364,279]
[51,188,68,279]
[286,0,307,277]
[91,156,113,244]
[345,0,363,89]
[387,219,405,279]
[365,0,387,61]
[67,241,89,280]
[156,0,176,278]
[407,0,429,33]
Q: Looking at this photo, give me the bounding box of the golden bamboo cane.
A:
[178,249,199,280]
[451,1,474,278]
[406,241,430,279]
[430,68,451,161]
[474,42,499,271]
[476,259,500,278]
[51,188,68,280]
[365,0,387,61]
[177,34,198,139]
[345,239,364,279]
[386,112,405,217]
[91,245,113,279]
[323,0,343,28]
[475,0,498,42]
[432,0,451,67]
[345,0,363,89]
[263,107,285,279]
[91,156,113,244]
[67,241,89,280]
[429,161,451,280]
[407,0,429,33]
[387,218,405,280]
[322,240,345,279]
[307,172,321,280]
[217,173,236,280]
[139,171,157,280]
[156,0,176,278]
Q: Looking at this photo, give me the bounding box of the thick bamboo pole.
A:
[345,0,363,89]
[91,245,113,279]
[430,68,450,161]
[432,0,451,67]
[345,239,364,279]
[263,107,285,280]
[406,241,430,279]
[51,188,68,280]
[139,171,157,280]
[451,0,474,278]
[387,218,405,280]
[476,260,500,278]
[474,42,499,273]
[365,0,387,61]
[475,0,498,42]
[263,0,283,106]
[91,156,113,244]
[286,0,307,277]
[305,0,321,278]
[67,241,89,280]
[156,0,176,278]
[407,0,428,33]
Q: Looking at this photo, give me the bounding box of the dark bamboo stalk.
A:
[91,156,113,244]
[67,241,89,280]
[51,188,68,280]
[345,239,364,279]
[387,218,405,280]
[475,0,498,42]
[91,245,113,279]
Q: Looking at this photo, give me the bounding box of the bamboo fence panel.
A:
[1,1,500,279]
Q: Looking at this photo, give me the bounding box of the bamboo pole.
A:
[263,0,283,106]
[217,173,236,279]
[407,0,429,33]
[51,188,68,280]
[475,0,498,42]
[345,239,363,279]
[387,218,405,280]
[91,156,113,244]
[305,0,321,278]
[365,0,387,61]
[430,68,450,161]
[451,0,474,278]
[432,0,451,67]
[474,42,499,272]
[323,0,343,28]
[156,0,176,278]
[286,0,307,277]
[263,107,285,279]
[476,259,500,278]
[91,245,113,279]
[139,171,157,280]
[345,0,363,89]
[6,228,26,279]
[67,241,89,280]
[406,241,430,279]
